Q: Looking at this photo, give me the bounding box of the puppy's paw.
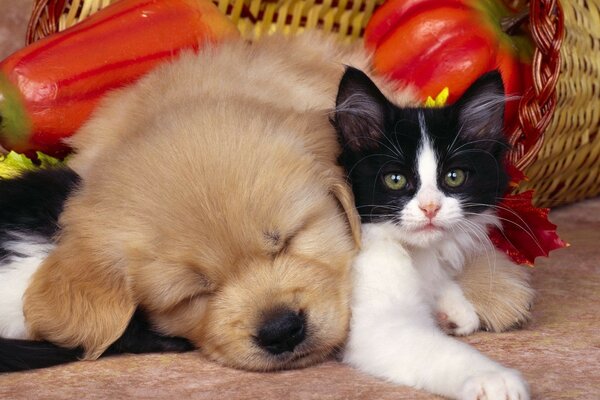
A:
[436,290,480,336]
[460,369,529,400]
[458,251,535,333]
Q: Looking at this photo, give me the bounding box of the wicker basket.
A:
[26,0,598,208]
[518,0,600,207]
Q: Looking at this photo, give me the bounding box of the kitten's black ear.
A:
[333,66,389,152]
[455,70,506,141]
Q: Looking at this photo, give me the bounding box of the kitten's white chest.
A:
[411,247,456,302]
[350,224,426,313]
[351,223,465,308]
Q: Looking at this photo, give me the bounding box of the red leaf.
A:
[489,190,568,265]
[505,162,527,188]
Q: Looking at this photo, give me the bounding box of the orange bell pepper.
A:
[0,0,239,156]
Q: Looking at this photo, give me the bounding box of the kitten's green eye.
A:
[444,169,466,188]
[383,173,407,190]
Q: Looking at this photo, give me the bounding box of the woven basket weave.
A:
[26,0,597,208]
[518,0,600,207]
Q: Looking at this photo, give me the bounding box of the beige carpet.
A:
[1,3,599,399]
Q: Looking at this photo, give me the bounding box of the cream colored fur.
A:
[459,251,534,332]
[23,33,531,371]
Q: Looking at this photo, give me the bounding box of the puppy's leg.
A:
[23,241,136,360]
[457,250,534,332]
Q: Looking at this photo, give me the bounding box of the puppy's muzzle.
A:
[256,309,306,355]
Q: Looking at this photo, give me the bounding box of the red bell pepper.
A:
[0,0,239,156]
[365,0,533,127]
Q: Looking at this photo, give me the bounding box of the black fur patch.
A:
[0,310,194,372]
[333,68,509,223]
[0,168,80,260]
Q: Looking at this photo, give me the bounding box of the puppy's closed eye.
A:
[264,229,298,256]
[265,230,284,255]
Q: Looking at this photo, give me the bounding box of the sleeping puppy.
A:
[3,34,532,372]
[21,36,365,371]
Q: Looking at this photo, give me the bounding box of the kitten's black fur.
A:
[0,168,79,261]
[0,168,194,372]
[332,67,509,222]
[0,310,194,372]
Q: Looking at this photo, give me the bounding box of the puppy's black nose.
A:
[256,310,306,355]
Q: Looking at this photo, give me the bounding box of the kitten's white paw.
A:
[460,369,529,400]
[436,290,480,336]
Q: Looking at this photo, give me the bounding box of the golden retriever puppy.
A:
[24,35,366,371]
[21,34,532,372]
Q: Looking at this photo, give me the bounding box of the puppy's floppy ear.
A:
[333,66,390,153]
[327,169,362,247]
[23,243,135,360]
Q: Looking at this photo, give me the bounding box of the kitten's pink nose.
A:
[419,203,440,219]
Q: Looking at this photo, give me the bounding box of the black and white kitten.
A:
[334,68,529,400]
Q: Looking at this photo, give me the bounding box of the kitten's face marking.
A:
[334,68,509,248]
[401,120,461,246]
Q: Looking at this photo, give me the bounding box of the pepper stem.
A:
[500,8,530,35]
[0,72,32,151]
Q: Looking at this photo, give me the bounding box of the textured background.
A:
[0,2,599,399]
[0,0,33,59]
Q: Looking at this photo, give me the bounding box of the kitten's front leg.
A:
[344,223,529,400]
[436,280,480,336]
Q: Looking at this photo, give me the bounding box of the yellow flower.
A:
[424,87,450,108]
